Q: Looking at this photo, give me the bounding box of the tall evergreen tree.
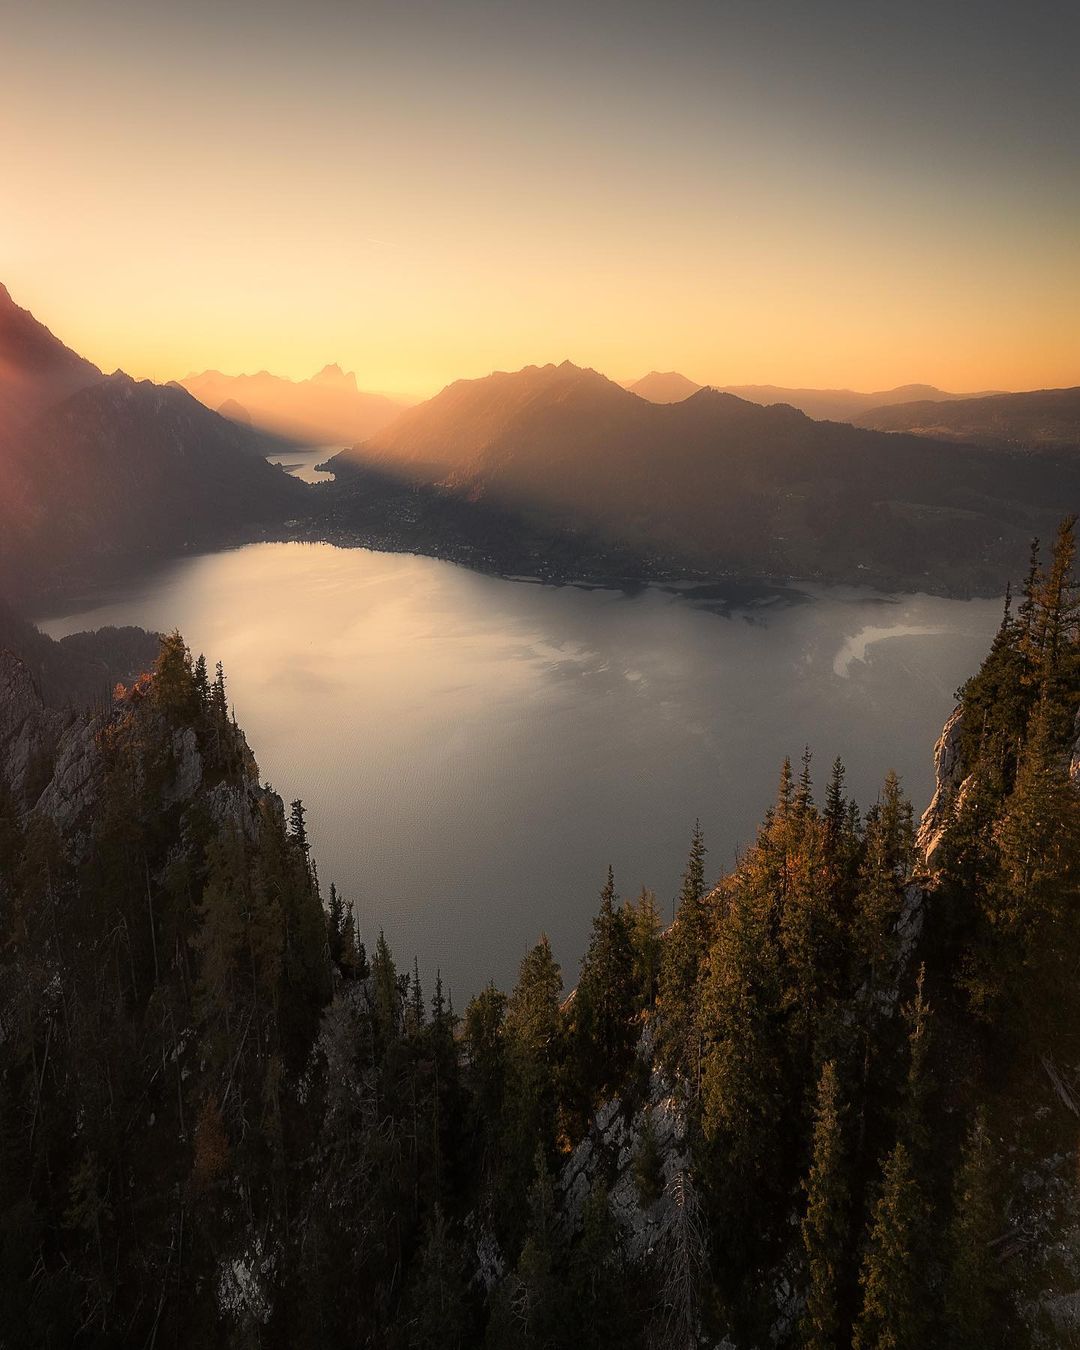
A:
[799,1060,851,1350]
[853,1141,928,1350]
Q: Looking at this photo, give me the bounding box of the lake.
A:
[265,446,338,483]
[38,543,1001,1001]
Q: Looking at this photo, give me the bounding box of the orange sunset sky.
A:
[2,0,1078,399]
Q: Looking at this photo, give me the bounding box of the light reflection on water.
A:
[38,543,1001,998]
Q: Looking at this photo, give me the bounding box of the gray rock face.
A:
[35,717,104,849]
[557,1030,689,1263]
[3,657,279,866]
[0,651,66,806]
[916,705,966,870]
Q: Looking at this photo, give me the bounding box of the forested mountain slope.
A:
[2,524,1080,1346]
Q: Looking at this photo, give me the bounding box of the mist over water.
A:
[39,542,1001,998]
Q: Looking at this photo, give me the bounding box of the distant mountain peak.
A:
[312,362,358,391]
[626,370,703,403]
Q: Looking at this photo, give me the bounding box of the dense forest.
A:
[2,522,1080,1348]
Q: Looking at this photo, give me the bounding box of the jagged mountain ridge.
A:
[181,363,411,445]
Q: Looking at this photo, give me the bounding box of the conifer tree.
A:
[371,929,399,1045]
[853,1140,927,1350]
[193,652,210,706]
[407,956,425,1037]
[943,1110,1003,1349]
[658,822,709,1081]
[327,881,345,963]
[800,1060,850,1350]
[501,936,564,1212]
[404,1205,471,1350]
[629,886,663,1009]
[289,799,310,857]
[569,866,636,1111]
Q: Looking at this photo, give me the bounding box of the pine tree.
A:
[193,652,210,706]
[629,886,663,1009]
[404,1205,471,1350]
[569,867,637,1112]
[500,937,564,1224]
[853,1141,928,1350]
[289,799,310,857]
[327,882,345,963]
[371,929,399,1045]
[943,1110,1003,1349]
[407,956,425,1038]
[799,1060,850,1350]
[658,823,710,1081]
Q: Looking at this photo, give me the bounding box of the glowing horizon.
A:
[3,0,1077,400]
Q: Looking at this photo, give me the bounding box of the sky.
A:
[2,0,1078,398]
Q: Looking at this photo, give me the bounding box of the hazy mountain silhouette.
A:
[334,361,1080,592]
[0,283,102,435]
[624,371,1003,422]
[717,382,987,423]
[0,286,307,600]
[626,370,703,402]
[182,365,412,445]
[856,386,1080,451]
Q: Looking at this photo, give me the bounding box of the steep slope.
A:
[4,555,1080,1346]
[626,370,703,402]
[857,385,1080,451]
[0,283,101,435]
[182,363,410,444]
[335,362,1080,592]
[0,373,307,599]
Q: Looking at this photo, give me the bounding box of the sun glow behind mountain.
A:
[2,0,1078,397]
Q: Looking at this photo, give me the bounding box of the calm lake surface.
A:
[39,543,1001,999]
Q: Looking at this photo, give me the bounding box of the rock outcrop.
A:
[915,704,965,870]
[0,651,66,806]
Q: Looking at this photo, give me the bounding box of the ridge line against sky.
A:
[2,0,1078,398]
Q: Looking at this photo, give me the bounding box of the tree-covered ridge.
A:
[1,520,1079,1347]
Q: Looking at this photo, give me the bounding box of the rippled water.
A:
[38,543,1001,998]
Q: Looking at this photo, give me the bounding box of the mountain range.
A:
[4,281,1080,604]
[0,286,305,601]
[333,360,1080,593]
[181,364,412,445]
[626,368,1005,423]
